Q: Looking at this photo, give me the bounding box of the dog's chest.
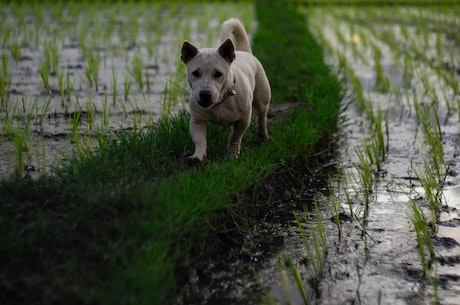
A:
[195,103,241,127]
[208,108,237,126]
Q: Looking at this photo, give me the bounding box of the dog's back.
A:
[219,18,252,53]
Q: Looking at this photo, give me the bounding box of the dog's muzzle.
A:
[198,90,213,108]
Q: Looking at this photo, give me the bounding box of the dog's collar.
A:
[213,79,236,107]
[220,87,236,103]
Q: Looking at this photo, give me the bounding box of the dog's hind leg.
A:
[255,106,269,140]
[253,71,271,140]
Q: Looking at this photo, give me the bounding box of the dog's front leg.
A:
[227,118,250,158]
[189,119,207,162]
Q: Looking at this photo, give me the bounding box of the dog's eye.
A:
[213,71,223,78]
[192,70,201,78]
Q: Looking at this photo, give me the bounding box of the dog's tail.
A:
[219,18,252,53]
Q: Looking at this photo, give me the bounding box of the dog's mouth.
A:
[197,90,215,108]
[197,99,214,108]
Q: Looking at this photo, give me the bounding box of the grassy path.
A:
[0,1,342,304]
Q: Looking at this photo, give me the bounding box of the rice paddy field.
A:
[0,1,255,177]
[1,1,460,305]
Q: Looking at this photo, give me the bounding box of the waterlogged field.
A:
[301,5,460,304]
[0,2,254,178]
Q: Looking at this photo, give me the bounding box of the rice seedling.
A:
[37,97,51,126]
[275,258,293,305]
[124,77,132,101]
[284,255,310,305]
[145,72,151,93]
[12,130,26,177]
[161,80,181,121]
[8,97,33,177]
[416,162,444,225]
[2,27,11,46]
[57,69,65,105]
[355,145,374,207]
[48,42,59,75]
[33,138,47,175]
[85,99,95,133]
[101,94,111,137]
[293,201,328,293]
[84,52,100,91]
[111,65,117,105]
[413,96,448,183]
[372,44,391,93]
[10,41,22,62]
[327,181,343,240]
[129,53,144,90]
[38,58,50,90]
[0,53,11,105]
[64,71,74,102]
[372,107,388,163]
[68,98,82,143]
[146,31,155,59]
[78,24,89,59]
[409,199,439,304]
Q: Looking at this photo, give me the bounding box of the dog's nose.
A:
[198,90,213,108]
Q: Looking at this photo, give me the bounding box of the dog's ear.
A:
[181,41,199,64]
[217,39,235,64]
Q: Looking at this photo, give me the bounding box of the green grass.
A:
[0,1,342,304]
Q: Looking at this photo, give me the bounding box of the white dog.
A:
[181,18,271,162]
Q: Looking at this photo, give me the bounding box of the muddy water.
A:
[179,6,460,305]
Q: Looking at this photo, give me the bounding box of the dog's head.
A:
[181,39,235,108]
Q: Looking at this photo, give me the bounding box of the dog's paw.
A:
[226,144,241,159]
[186,155,204,166]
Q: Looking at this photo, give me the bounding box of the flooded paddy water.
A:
[1,3,460,305]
